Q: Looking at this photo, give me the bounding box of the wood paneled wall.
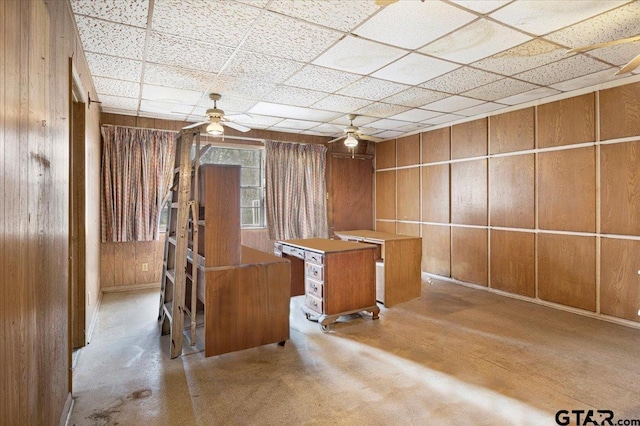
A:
[1,0,102,424]
[375,80,640,326]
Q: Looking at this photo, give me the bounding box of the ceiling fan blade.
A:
[567,34,640,54]
[182,121,208,130]
[223,121,251,132]
[328,135,346,144]
[615,52,640,75]
[358,134,383,143]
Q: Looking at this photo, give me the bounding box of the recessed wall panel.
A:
[538,93,595,148]
[600,81,640,141]
[489,107,534,154]
[421,164,449,223]
[376,220,396,234]
[397,222,420,237]
[601,141,640,236]
[451,118,487,159]
[422,224,450,277]
[376,139,396,169]
[601,238,640,323]
[489,154,534,229]
[490,230,535,297]
[375,170,396,220]
[451,227,488,286]
[451,159,487,226]
[397,134,420,167]
[422,127,450,163]
[397,167,420,221]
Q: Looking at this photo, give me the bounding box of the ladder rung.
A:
[163,302,173,323]
[166,269,175,283]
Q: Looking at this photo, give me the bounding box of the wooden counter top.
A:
[279,238,376,254]
[334,230,420,242]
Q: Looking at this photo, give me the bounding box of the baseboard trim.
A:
[101,282,161,293]
[422,272,640,331]
[59,392,73,426]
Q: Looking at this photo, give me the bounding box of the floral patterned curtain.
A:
[265,140,328,240]
[101,125,176,242]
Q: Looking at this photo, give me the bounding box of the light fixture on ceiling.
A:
[206,119,224,136]
[344,133,358,148]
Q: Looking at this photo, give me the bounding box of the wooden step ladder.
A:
[158,124,205,358]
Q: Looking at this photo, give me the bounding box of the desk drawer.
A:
[304,251,324,265]
[305,262,324,281]
[305,294,323,314]
[305,277,323,298]
[282,244,304,259]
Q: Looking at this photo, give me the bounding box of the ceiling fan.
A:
[328,114,382,150]
[567,34,640,75]
[186,93,251,135]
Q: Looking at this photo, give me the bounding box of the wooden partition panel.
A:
[600,238,640,322]
[376,170,396,220]
[396,222,420,237]
[376,140,396,169]
[538,93,595,148]
[601,141,640,235]
[376,221,396,233]
[600,82,640,140]
[490,107,535,154]
[538,234,596,311]
[422,127,450,163]
[490,230,535,297]
[101,238,166,289]
[397,134,420,166]
[489,154,534,229]
[329,155,374,235]
[451,118,487,159]
[422,224,450,277]
[397,168,420,221]
[421,164,449,223]
[451,159,487,225]
[538,147,595,232]
[451,227,488,286]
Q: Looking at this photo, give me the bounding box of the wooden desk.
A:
[334,230,422,307]
[275,238,379,329]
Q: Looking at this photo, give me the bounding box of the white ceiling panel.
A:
[515,55,611,87]
[274,119,324,130]
[144,64,215,92]
[196,95,257,114]
[449,0,511,14]
[354,1,476,50]
[330,115,378,127]
[93,77,140,99]
[147,32,235,74]
[70,0,149,27]
[585,43,640,68]
[422,95,485,113]
[419,19,531,64]
[312,95,372,114]
[489,1,627,36]
[140,99,193,115]
[422,113,466,126]
[221,51,305,84]
[267,0,380,32]
[312,36,407,75]
[371,130,406,139]
[395,122,433,133]
[309,123,344,135]
[367,118,412,131]
[550,68,628,92]
[463,78,540,101]
[472,39,567,75]
[262,86,327,107]
[355,102,411,119]
[372,53,460,85]
[420,67,503,94]
[75,16,146,59]
[141,85,205,104]
[235,0,269,6]
[84,53,143,82]
[210,76,278,100]
[249,102,340,121]
[497,86,562,106]
[456,102,506,117]
[338,77,409,102]
[98,95,139,111]
[284,65,361,93]
[230,114,284,127]
[389,108,444,122]
[382,87,448,108]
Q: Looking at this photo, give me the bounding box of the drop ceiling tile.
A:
[147,32,235,74]
[422,113,466,126]
[420,67,503,94]
[382,87,448,108]
[284,65,361,93]
[455,101,506,117]
[302,130,336,137]
[308,123,344,135]
[144,64,215,92]
[267,0,380,32]
[196,95,258,114]
[581,43,640,68]
[211,76,278,100]
[312,95,372,114]
[242,12,342,62]
[419,19,532,64]
[371,130,405,140]
[152,0,260,47]
[514,55,610,86]
[489,1,626,36]
[312,36,407,75]
[141,84,204,104]
[367,118,412,131]
[497,87,562,106]
[338,77,409,102]
[273,119,323,130]
[353,1,476,50]
[139,111,188,121]
[422,95,485,113]
[395,122,433,133]
[389,109,443,122]
[550,68,627,92]
[449,0,511,14]
[71,0,149,27]
[75,16,146,59]
[235,0,269,6]
[330,115,378,127]
[221,51,304,84]
[249,102,341,121]
[93,77,140,98]
[372,53,460,85]
[262,86,327,107]
[98,95,139,111]
[463,78,540,101]
[140,99,193,115]
[229,114,284,127]
[84,53,142,82]
[472,39,567,75]
[355,102,411,119]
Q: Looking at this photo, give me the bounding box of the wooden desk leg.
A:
[366,305,380,320]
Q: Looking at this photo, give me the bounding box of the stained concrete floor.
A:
[69,279,640,426]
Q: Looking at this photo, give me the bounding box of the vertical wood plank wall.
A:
[1,0,102,424]
[375,81,640,326]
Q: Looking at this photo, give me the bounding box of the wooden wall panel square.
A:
[113,242,136,287]
[538,93,595,148]
[601,238,640,323]
[538,233,596,311]
[376,221,396,233]
[451,118,487,159]
[451,227,488,286]
[376,140,396,169]
[601,141,640,235]
[134,241,157,284]
[600,82,640,141]
[538,147,595,232]
[397,168,420,221]
[422,127,450,163]
[422,224,450,277]
[422,164,449,223]
[489,107,534,154]
[101,242,115,288]
[489,154,534,229]
[397,134,420,167]
[490,230,535,297]
[397,222,420,237]
[451,159,487,225]
[375,170,396,220]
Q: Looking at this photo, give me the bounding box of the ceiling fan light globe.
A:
[207,121,224,135]
[344,134,358,148]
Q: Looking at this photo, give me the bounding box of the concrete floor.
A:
[69,279,640,426]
